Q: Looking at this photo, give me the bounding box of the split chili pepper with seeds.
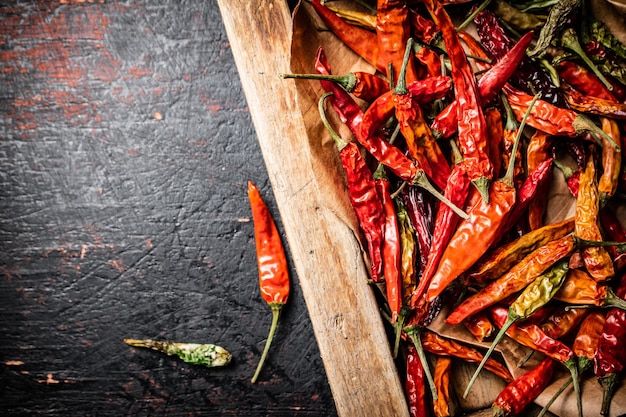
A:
[248,181,290,384]
[124,339,232,368]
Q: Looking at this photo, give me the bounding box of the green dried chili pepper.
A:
[527,0,581,58]
[124,339,232,368]
[463,258,572,399]
[493,0,546,31]
[589,19,626,61]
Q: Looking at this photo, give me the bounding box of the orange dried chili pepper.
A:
[463,310,495,342]
[554,268,626,309]
[485,107,505,180]
[525,130,553,231]
[562,84,626,120]
[248,181,290,383]
[446,234,577,326]
[598,117,622,206]
[575,148,615,282]
[433,356,452,417]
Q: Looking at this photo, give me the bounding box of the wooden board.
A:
[216,1,410,417]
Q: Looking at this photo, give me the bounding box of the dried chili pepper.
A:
[598,118,622,206]
[485,106,505,180]
[310,0,384,73]
[433,356,452,417]
[560,27,614,92]
[413,42,442,79]
[562,84,626,120]
[405,345,429,417]
[446,234,577,326]
[248,181,290,383]
[280,70,390,103]
[466,217,575,286]
[463,258,572,400]
[401,185,434,279]
[575,147,615,282]
[539,305,589,340]
[421,329,513,382]
[463,310,495,342]
[124,339,232,368]
[526,0,582,58]
[424,0,492,201]
[376,0,418,85]
[492,0,546,30]
[525,131,553,231]
[492,357,557,417]
[425,94,541,303]
[594,271,626,416]
[408,8,438,44]
[431,31,534,139]
[600,205,626,270]
[554,268,626,309]
[557,60,617,101]
[473,9,565,107]
[318,92,385,283]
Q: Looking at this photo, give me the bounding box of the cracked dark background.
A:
[0,1,337,416]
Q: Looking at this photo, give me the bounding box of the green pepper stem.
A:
[280,72,358,93]
[575,236,626,251]
[413,170,468,220]
[463,314,514,398]
[251,303,283,383]
[563,357,583,417]
[457,0,492,31]
[561,27,613,91]
[604,287,626,310]
[599,372,618,415]
[404,325,438,401]
[394,38,414,95]
[573,114,621,151]
[392,308,409,358]
[318,92,349,151]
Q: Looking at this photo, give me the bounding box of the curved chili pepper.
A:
[408,8,438,44]
[463,310,495,342]
[425,94,541,303]
[554,268,626,309]
[421,329,513,382]
[248,181,290,383]
[413,42,442,79]
[562,84,626,119]
[433,356,452,417]
[464,258,571,399]
[424,0,492,201]
[431,31,534,140]
[557,60,617,101]
[318,92,385,283]
[540,305,589,340]
[526,0,582,58]
[473,8,565,107]
[279,70,390,103]
[405,345,429,417]
[467,217,575,286]
[575,148,615,282]
[310,0,384,73]
[597,117,622,206]
[594,271,626,416]
[446,234,577,326]
[492,357,556,417]
[526,131,553,231]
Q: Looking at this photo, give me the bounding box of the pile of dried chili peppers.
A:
[285,0,626,415]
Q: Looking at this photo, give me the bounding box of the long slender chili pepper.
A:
[420,329,513,382]
[557,60,617,101]
[492,357,557,417]
[279,70,390,103]
[598,117,622,206]
[446,234,577,325]
[562,84,626,119]
[401,185,434,280]
[124,339,232,368]
[433,356,452,417]
[485,106,505,180]
[374,163,402,323]
[431,31,534,139]
[405,345,429,417]
[554,268,626,309]
[463,259,573,401]
[424,0,492,201]
[473,9,565,107]
[317,92,385,283]
[376,0,419,85]
[503,84,621,150]
[526,0,582,58]
[575,147,615,282]
[310,0,384,73]
[425,94,541,303]
[525,131,553,231]
[466,217,575,286]
[594,271,626,416]
[537,310,606,417]
[248,181,290,383]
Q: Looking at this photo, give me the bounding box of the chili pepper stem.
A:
[280,72,357,92]
[463,316,513,398]
[517,349,535,368]
[561,27,613,91]
[573,114,620,151]
[537,358,591,417]
[575,236,626,251]
[413,170,468,220]
[563,357,583,417]
[457,0,492,31]
[472,176,491,203]
[251,302,283,383]
[404,325,438,401]
[599,372,618,415]
[392,308,408,358]
[604,287,626,310]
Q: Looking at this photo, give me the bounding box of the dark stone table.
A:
[0,1,337,415]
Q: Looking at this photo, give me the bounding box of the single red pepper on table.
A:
[248,181,290,384]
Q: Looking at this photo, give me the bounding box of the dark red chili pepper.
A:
[600,206,626,270]
[430,30,534,140]
[492,357,556,417]
[408,8,438,44]
[405,345,429,417]
[473,9,566,107]
[424,0,492,201]
[401,185,434,278]
[594,271,626,416]
[485,106,504,180]
[557,60,617,101]
[310,0,384,73]
[317,92,385,283]
[248,181,290,383]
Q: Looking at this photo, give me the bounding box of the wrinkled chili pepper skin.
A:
[474,9,565,107]
[574,310,606,365]
[376,0,418,85]
[446,234,577,325]
[248,181,290,305]
[563,84,626,120]
[598,117,622,205]
[433,356,452,417]
[406,345,429,417]
[540,305,588,340]
[492,357,556,417]
[463,311,494,342]
[401,185,434,279]
[558,60,617,101]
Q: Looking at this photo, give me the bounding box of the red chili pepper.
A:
[401,185,434,278]
[492,357,556,417]
[562,83,626,120]
[248,181,290,383]
[413,43,442,79]
[424,0,492,201]
[408,8,438,44]
[557,60,617,101]
[318,92,385,283]
[431,31,534,140]
[485,106,504,180]
[310,0,384,73]
[525,131,553,231]
[600,205,626,270]
[463,310,495,342]
[405,345,429,417]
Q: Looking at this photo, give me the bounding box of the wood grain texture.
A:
[216,2,410,417]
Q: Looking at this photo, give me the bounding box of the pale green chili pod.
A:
[124,339,232,368]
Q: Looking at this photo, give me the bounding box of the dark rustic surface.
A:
[0,1,337,416]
